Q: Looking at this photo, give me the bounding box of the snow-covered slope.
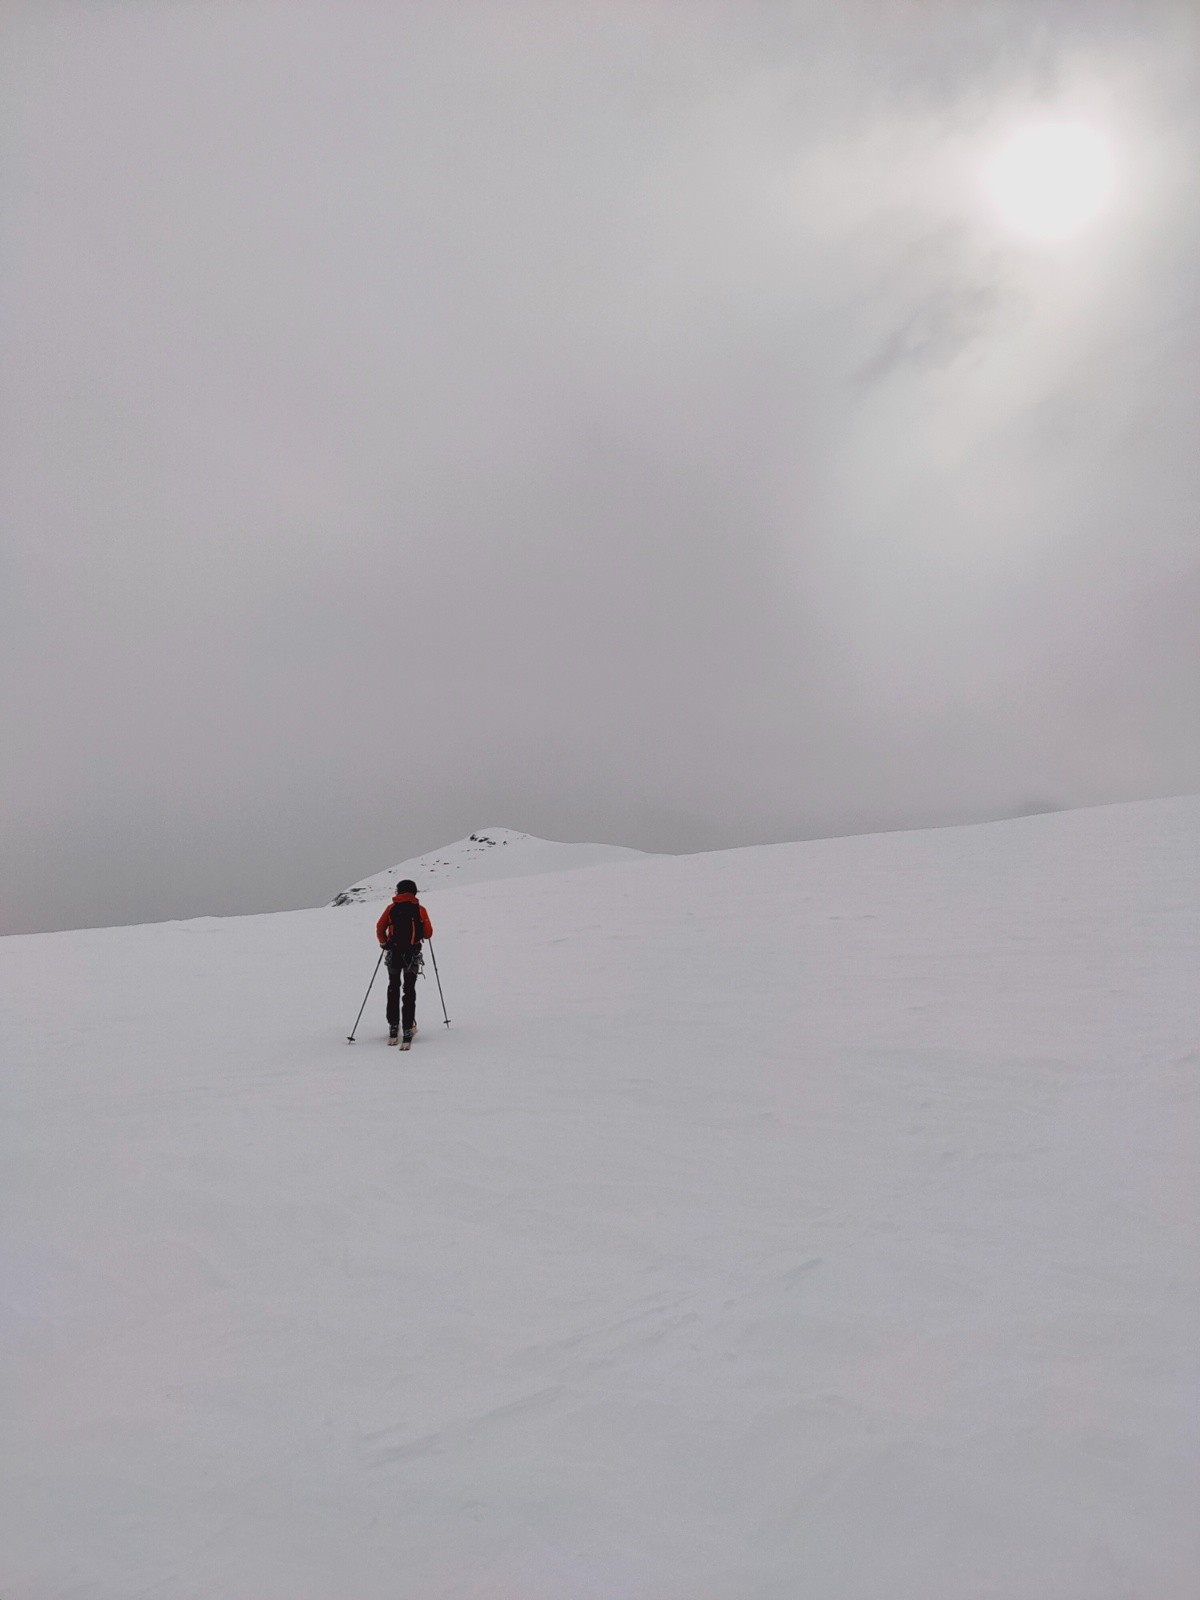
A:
[2,798,1198,1599]
[332,826,657,904]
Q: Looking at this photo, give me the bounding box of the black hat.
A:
[396,878,417,894]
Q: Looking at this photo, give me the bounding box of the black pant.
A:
[385,949,419,1031]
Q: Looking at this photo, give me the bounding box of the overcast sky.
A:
[3,0,1197,935]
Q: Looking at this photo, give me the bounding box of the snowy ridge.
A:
[2,796,1198,1597]
[331,826,656,903]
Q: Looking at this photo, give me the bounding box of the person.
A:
[376,879,433,1047]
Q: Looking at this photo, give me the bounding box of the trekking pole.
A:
[427,939,451,1027]
[347,949,385,1042]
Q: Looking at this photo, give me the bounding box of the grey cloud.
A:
[1,0,1197,933]
[855,272,1011,381]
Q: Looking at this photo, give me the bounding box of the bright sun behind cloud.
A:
[985,120,1117,242]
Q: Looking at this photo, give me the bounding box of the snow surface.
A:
[331,827,656,904]
[2,799,1198,1599]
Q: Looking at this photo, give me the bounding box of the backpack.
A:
[387,898,425,955]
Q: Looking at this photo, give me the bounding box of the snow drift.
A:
[1,798,1197,1598]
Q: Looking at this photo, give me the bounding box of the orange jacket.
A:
[377,893,433,948]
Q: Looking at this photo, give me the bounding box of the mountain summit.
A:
[332,827,656,904]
